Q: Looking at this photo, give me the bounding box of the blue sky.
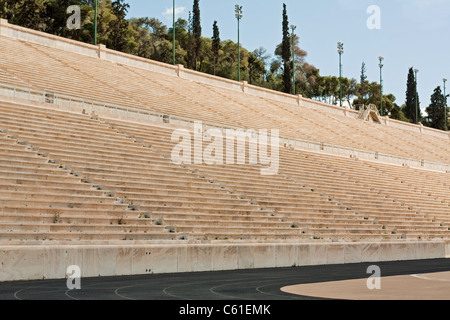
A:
[126,0,450,110]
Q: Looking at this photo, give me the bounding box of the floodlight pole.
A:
[379,57,384,116]
[291,25,297,95]
[414,69,419,124]
[173,0,176,65]
[235,5,243,82]
[94,0,98,45]
[444,78,448,131]
[337,42,344,107]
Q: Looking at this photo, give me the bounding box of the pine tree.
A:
[404,67,421,123]
[211,20,221,76]
[425,86,446,130]
[281,3,291,94]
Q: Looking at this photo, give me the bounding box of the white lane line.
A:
[65,289,79,300]
[256,282,301,299]
[163,277,252,300]
[13,287,29,300]
[410,274,450,282]
[114,286,137,300]
[162,285,193,300]
[209,277,284,300]
[113,276,187,300]
[209,281,252,300]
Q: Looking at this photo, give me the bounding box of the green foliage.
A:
[106,0,134,53]
[3,0,411,125]
[211,20,220,76]
[281,3,291,94]
[2,0,47,30]
[404,67,421,124]
[390,104,409,122]
[356,62,368,107]
[188,0,201,71]
[424,86,446,130]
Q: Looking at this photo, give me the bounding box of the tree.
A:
[315,76,339,104]
[129,17,154,59]
[355,62,368,108]
[3,0,47,30]
[247,52,265,85]
[345,78,358,109]
[281,3,291,94]
[129,17,173,63]
[102,0,135,53]
[44,0,78,38]
[168,18,189,66]
[296,62,319,99]
[424,86,446,130]
[404,67,421,124]
[211,20,221,76]
[215,39,238,80]
[390,104,409,122]
[190,0,202,71]
[107,0,133,52]
[186,11,195,69]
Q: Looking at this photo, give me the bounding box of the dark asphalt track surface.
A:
[0,258,449,301]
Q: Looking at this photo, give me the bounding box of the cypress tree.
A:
[186,11,195,69]
[212,20,221,76]
[359,62,368,106]
[281,3,291,94]
[404,67,421,123]
[192,0,202,71]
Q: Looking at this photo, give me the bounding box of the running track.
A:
[0,259,448,300]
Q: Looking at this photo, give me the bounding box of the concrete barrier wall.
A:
[0,19,99,59]
[0,241,447,281]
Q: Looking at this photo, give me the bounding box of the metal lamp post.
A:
[414,68,419,124]
[444,78,448,131]
[235,5,243,82]
[173,0,176,65]
[291,25,297,95]
[379,56,384,116]
[337,42,344,107]
[94,0,98,45]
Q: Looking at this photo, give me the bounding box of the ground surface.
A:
[0,258,448,301]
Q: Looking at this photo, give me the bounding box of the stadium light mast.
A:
[379,56,384,116]
[291,24,297,95]
[444,78,448,131]
[172,0,176,65]
[337,42,344,107]
[414,68,419,124]
[235,4,243,82]
[94,0,98,45]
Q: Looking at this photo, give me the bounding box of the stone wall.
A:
[0,241,447,281]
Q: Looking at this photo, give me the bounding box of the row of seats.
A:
[0,32,448,244]
[2,99,448,243]
[105,116,450,241]
[0,36,449,165]
[0,101,310,243]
